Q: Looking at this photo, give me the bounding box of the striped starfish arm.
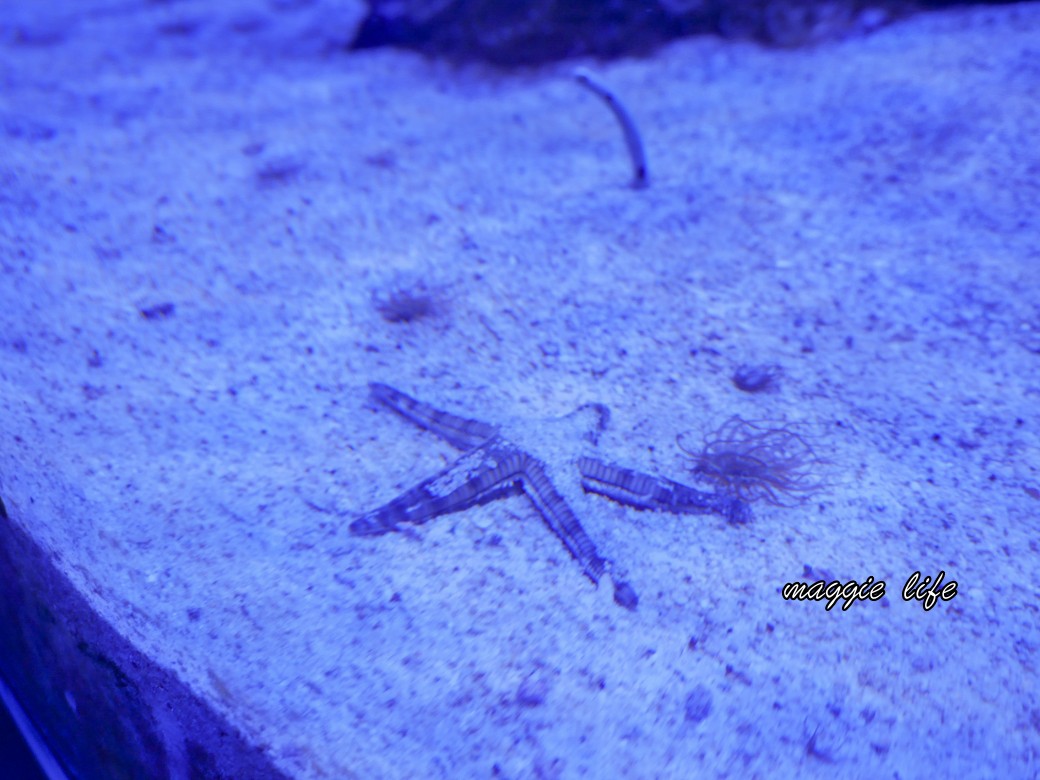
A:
[577,457,751,525]
[519,455,638,610]
[369,383,498,451]
[517,454,607,585]
[350,439,525,536]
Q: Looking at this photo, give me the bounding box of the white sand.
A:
[1,1,1038,777]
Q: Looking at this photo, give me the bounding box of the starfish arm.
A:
[350,439,526,536]
[577,457,752,525]
[369,383,498,451]
[572,402,611,444]
[517,455,606,584]
[518,456,638,610]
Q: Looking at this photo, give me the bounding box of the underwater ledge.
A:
[0,492,289,779]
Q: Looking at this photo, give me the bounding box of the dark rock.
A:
[349,0,970,65]
[732,363,782,394]
[351,0,693,65]
[612,580,639,610]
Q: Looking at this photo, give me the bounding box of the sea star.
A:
[350,383,749,610]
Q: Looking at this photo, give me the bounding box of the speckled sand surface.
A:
[2,2,1040,777]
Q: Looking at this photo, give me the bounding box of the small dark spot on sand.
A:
[684,685,712,723]
[158,18,203,37]
[140,302,176,321]
[517,671,551,707]
[4,117,56,142]
[364,151,397,169]
[805,730,837,764]
[151,225,176,244]
[12,25,65,47]
[256,157,305,187]
[93,245,121,261]
[229,13,267,34]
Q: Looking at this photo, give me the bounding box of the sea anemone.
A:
[678,416,825,506]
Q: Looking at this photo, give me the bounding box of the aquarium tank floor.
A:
[1,1,1038,777]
